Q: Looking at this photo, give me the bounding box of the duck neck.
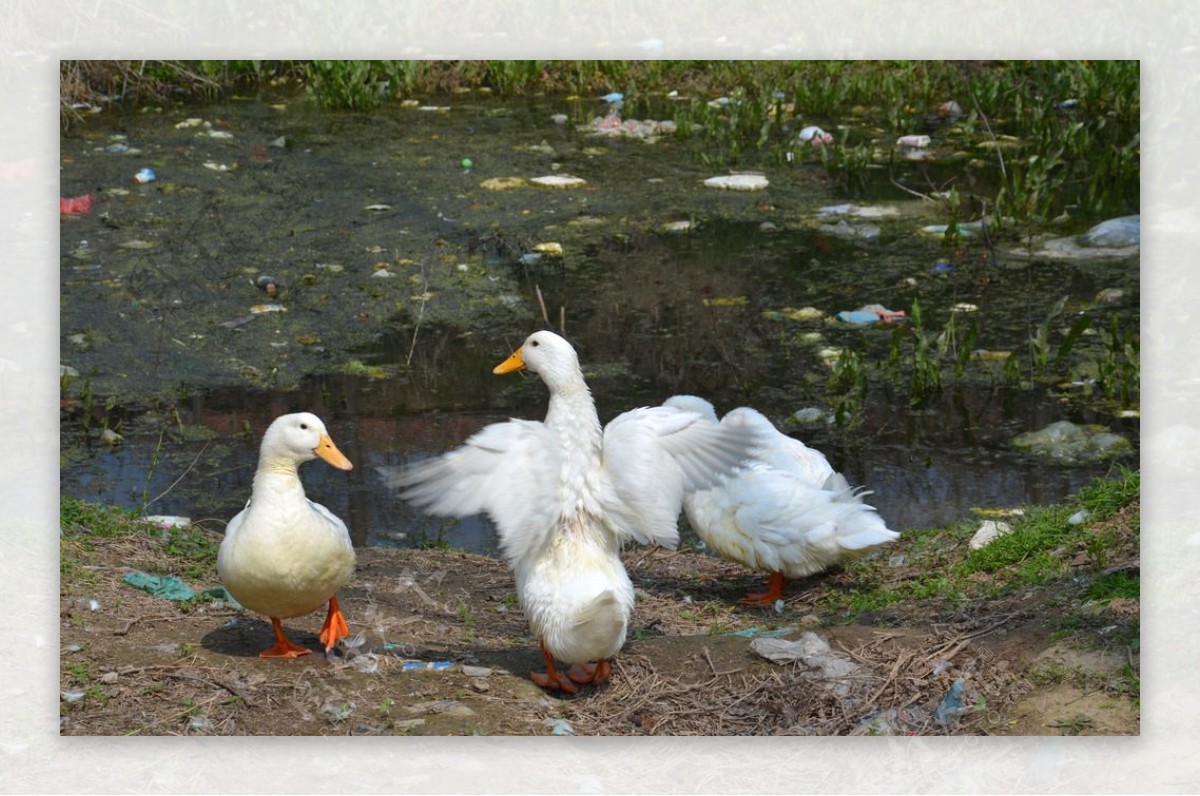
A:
[544,377,603,494]
[251,458,306,497]
[545,378,600,438]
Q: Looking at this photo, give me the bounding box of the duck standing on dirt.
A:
[663,396,899,606]
[218,412,356,658]
[400,331,765,693]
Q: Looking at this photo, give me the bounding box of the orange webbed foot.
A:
[737,571,787,607]
[318,595,350,652]
[530,668,578,694]
[530,639,578,693]
[261,617,312,658]
[567,658,612,685]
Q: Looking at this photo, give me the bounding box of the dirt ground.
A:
[59,505,1140,737]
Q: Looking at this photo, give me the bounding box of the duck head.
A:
[260,412,353,471]
[493,330,584,392]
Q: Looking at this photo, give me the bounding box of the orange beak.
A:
[314,433,353,471]
[493,347,526,375]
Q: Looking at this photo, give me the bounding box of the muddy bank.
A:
[60,495,1139,736]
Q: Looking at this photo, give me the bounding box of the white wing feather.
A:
[598,405,764,548]
[397,419,562,564]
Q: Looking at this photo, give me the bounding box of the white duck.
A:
[218,412,356,658]
[400,331,763,693]
[663,396,899,606]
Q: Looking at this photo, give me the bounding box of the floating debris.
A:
[702,296,748,308]
[60,195,94,215]
[255,275,280,297]
[703,174,768,191]
[797,125,833,146]
[896,134,932,148]
[249,304,286,314]
[529,175,587,189]
[480,176,528,191]
[969,349,1012,362]
[1012,420,1133,464]
[819,219,880,242]
[836,304,906,325]
[817,203,900,219]
[1079,215,1140,248]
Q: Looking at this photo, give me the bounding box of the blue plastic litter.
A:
[934,679,966,726]
[930,260,955,274]
[122,572,195,601]
[600,92,624,103]
[725,626,795,639]
[837,310,884,325]
[398,659,455,671]
[545,718,575,735]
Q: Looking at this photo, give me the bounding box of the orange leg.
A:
[529,640,577,694]
[567,658,612,685]
[260,617,312,658]
[318,595,350,652]
[738,571,787,607]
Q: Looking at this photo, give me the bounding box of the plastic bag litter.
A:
[751,632,861,697]
[122,572,195,601]
[934,679,970,726]
[60,195,94,215]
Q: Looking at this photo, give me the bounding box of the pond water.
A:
[59,88,1140,553]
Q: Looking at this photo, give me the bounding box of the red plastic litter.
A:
[60,194,94,215]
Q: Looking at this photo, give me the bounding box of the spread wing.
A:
[598,405,764,548]
[396,419,562,564]
[720,406,835,485]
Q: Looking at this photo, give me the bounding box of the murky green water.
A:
[60,89,1139,552]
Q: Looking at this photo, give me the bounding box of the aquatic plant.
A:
[826,347,867,427]
[1095,315,1140,407]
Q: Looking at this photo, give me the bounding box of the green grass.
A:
[61,496,222,585]
[60,496,143,539]
[816,469,1138,625]
[164,526,220,580]
[1085,572,1139,604]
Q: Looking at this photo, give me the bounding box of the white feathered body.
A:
[401,332,763,667]
[218,435,355,621]
[667,398,899,579]
[511,381,634,664]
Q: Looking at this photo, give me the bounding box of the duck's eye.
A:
[530,340,539,347]
[300,423,309,430]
